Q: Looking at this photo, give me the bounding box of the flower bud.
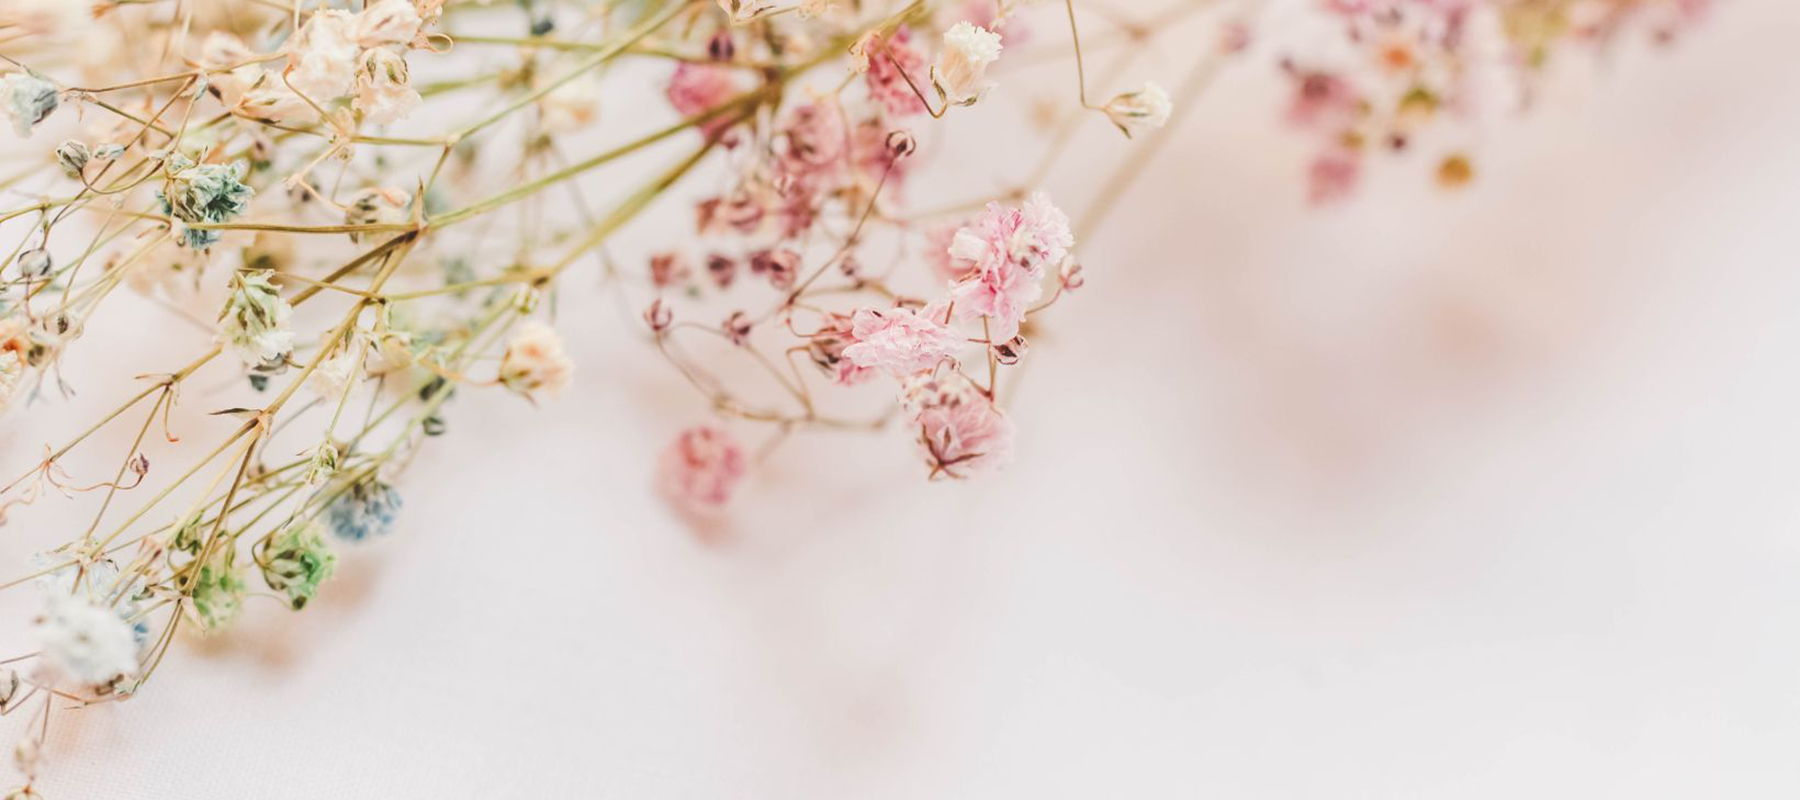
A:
[0,668,18,710]
[643,298,672,332]
[722,311,753,346]
[993,335,1028,366]
[1102,82,1172,138]
[17,248,49,279]
[55,140,89,178]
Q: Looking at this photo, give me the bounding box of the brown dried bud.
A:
[886,129,917,160]
[722,311,753,346]
[707,31,736,62]
[993,335,1028,365]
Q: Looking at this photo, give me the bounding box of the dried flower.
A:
[261,522,337,610]
[947,192,1072,340]
[1,73,57,137]
[354,48,421,125]
[657,425,748,510]
[160,160,254,249]
[1102,81,1172,137]
[286,9,360,101]
[55,140,88,177]
[933,22,1002,106]
[666,63,739,139]
[32,595,140,688]
[344,185,411,242]
[354,0,424,48]
[498,320,574,397]
[189,551,247,632]
[862,27,929,117]
[323,478,403,542]
[217,270,294,368]
[900,370,1013,479]
[841,305,961,377]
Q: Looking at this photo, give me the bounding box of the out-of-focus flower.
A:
[900,370,1013,479]
[499,320,573,397]
[261,522,337,610]
[933,22,1001,106]
[657,425,748,510]
[1102,81,1172,137]
[666,63,739,138]
[189,552,247,632]
[1307,148,1361,204]
[217,270,294,368]
[159,160,254,249]
[2,73,58,137]
[842,305,961,377]
[286,9,359,101]
[539,77,600,134]
[323,479,403,542]
[344,186,411,242]
[31,595,140,688]
[860,27,928,117]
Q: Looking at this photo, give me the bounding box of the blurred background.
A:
[5,1,1800,797]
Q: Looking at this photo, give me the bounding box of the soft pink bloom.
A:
[778,102,846,175]
[863,27,928,117]
[1285,69,1360,130]
[666,63,739,138]
[657,426,748,509]
[924,222,971,283]
[806,313,875,386]
[1307,148,1361,204]
[900,371,1014,479]
[842,305,961,377]
[945,192,1072,340]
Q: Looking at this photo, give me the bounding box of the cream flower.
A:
[32,595,140,689]
[1102,81,1172,137]
[353,48,421,125]
[286,9,360,101]
[354,0,423,48]
[933,22,1002,105]
[499,321,574,397]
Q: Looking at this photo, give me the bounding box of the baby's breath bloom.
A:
[286,9,360,101]
[1103,81,1172,137]
[861,27,928,117]
[159,160,254,249]
[344,185,411,242]
[539,77,600,134]
[900,370,1014,479]
[189,552,247,632]
[657,425,748,511]
[217,269,295,368]
[841,304,962,378]
[498,320,574,397]
[354,0,424,48]
[354,48,421,125]
[933,22,1001,106]
[1,73,57,137]
[261,522,337,610]
[31,595,140,688]
[306,342,363,400]
[324,479,403,542]
[946,191,1073,340]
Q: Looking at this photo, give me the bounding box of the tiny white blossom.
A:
[286,9,360,101]
[499,320,574,397]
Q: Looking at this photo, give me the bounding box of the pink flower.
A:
[657,426,748,510]
[900,371,1014,479]
[1285,68,1360,130]
[842,305,961,377]
[923,222,972,283]
[863,27,928,118]
[805,313,875,386]
[945,192,1072,340]
[778,102,846,175]
[1307,148,1361,204]
[667,63,740,139]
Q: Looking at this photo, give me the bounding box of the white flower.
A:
[354,0,423,48]
[286,9,360,101]
[1,72,58,137]
[539,77,600,135]
[240,77,314,123]
[306,343,363,400]
[32,594,141,688]
[499,320,573,397]
[933,22,1002,106]
[217,270,295,367]
[353,48,421,125]
[1102,81,1172,137]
